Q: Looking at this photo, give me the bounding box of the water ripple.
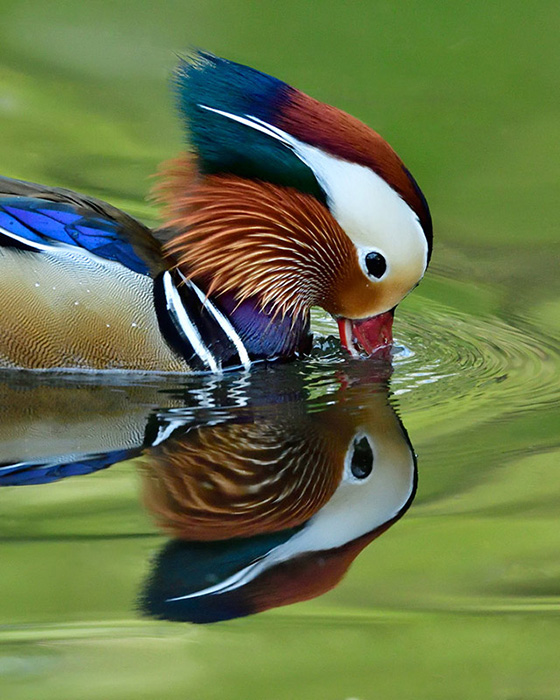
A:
[310,301,559,423]
[394,302,559,420]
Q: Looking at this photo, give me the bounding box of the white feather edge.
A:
[162,271,220,373]
[176,271,252,371]
[0,225,59,252]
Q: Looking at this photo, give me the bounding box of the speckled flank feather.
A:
[159,172,356,320]
[0,247,189,371]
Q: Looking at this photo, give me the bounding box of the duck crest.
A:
[174,50,432,258]
[175,51,324,201]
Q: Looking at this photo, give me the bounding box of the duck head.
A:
[157,51,432,358]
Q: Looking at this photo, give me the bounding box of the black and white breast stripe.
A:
[154,271,251,373]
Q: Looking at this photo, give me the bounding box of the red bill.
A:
[337,311,394,357]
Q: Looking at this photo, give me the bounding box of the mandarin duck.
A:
[0,51,432,372]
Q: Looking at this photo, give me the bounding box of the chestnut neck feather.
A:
[156,157,354,320]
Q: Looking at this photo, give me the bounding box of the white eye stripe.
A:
[198,104,428,290]
[198,105,322,186]
[198,105,296,149]
[288,146,428,283]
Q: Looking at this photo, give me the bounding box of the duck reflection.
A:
[0,361,416,623]
[0,379,180,485]
[139,364,416,623]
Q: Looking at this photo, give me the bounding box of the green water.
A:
[1,1,559,698]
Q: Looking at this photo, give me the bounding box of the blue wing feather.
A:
[37,206,81,225]
[2,204,78,245]
[0,209,46,244]
[0,449,134,486]
[0,197,152,276]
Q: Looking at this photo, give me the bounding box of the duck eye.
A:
[365,251,387,279]
[350,436,374,479]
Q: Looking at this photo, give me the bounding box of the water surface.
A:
[1,2,559,698]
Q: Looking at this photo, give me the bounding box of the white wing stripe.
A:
[0,225,54,252]
[179,272,252,371]
[162,271,220,373]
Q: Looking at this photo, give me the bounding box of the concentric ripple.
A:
[309,300,560,425]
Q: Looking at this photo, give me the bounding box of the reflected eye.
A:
[350,436,374,479]
[365,251,387,279]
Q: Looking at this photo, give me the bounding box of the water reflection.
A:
[0,361,416,623]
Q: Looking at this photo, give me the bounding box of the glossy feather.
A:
[0,176,164,274]
[174,52,324,199]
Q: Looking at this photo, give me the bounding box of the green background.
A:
[1,1,559,698]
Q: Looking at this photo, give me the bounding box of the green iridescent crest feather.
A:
[174,51,325,201]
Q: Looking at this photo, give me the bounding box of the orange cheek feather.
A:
[323,266,383,319]
[325,264,418,320]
